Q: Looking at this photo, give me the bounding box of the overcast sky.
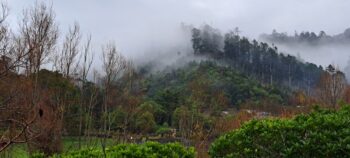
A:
[6,0,350,66]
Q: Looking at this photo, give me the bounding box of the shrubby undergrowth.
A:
[33,142,195,158]
[209,106,350,158]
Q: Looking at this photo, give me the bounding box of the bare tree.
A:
[77,36,94,148]
[18,2,58,75]
[14,3,61,154]
[56,22,81,78]
[83,74,99,146]
[0,3,17,77]
[101,42,126,157]
[80,36,93,87]
[317,65,347,108]
[120,61,141,142]
[0,3,44,153]
[47,23,83,150]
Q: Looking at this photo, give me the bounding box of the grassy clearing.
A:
[0,137,116,158]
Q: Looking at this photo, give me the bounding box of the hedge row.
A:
[209,106,350,158]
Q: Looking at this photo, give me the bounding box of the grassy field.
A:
[0,137,116,158]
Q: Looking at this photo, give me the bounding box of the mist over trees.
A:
[260,28,350,46]
[1,1,350,158]
[260,28,350,83]
[190,25,325,93]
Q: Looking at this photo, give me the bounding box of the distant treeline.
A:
[190,25,325,93]
[260,28,350,45]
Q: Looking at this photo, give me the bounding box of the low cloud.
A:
[6,0,350,69]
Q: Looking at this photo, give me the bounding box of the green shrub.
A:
[156,126,173,135]
[33,142,195,158]
[209,106,350,158]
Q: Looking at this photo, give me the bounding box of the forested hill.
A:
[144,61,287,108]
[137,61,288,131]
[189,25,325,93]
[260,28,350,46]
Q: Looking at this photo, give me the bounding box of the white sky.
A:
[5,0,350,67]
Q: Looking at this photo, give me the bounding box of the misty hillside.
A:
[188,25,325,92]
[2,1,350,158]
[259,28,350,79]
[260,28,350,46]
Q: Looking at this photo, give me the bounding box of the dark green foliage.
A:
[37,69,79,97]
[33,142,195,158]
[147,61,286,107]
[191,26,325,91]
[143,61,287,130]
[154,89,183,125]
[209,106,350,158]
[138,101,166,125]
[156,125,173,136]
[134,111,156,134]
[191,25,223,55]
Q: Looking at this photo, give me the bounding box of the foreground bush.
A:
[209,106,350,158]
[33,142,195,158]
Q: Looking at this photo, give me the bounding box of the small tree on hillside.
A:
[317,65,347,108]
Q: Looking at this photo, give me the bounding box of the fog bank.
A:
[6,0,350,71]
